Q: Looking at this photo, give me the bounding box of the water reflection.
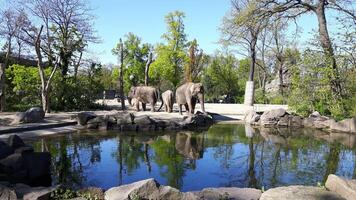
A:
[29,124,356,191]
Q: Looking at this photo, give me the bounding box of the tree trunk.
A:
[145,52,153,86]
[41,90,50,113]
[119,39,125,110]
[244,34,257,106]
[315,1,342,97]
[0,63,5,112]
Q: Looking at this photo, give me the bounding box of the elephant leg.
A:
[191,98,197,114]
[184,104,189,112]
[151,102,156,112]
[142,103,146,111]
[187,98,194,115]
[179,104,183,115]
[135,102,140,111]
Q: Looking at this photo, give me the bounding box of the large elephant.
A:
[162,90,174,113]
[176,82,206,115]
[128,86,163,112]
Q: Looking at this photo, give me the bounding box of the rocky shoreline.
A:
[244,108,356,134]
[1,174,354,200]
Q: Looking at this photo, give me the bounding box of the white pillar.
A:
[244,81,254,106]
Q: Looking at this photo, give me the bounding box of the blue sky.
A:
[89,0,233,64]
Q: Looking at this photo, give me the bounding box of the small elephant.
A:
[176,82,206,115]
[128,86,163,112]
[130,98,141,110]
[162,90,174,113]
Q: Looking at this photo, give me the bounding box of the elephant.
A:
[162,90,174,113]
[128,86,163,112]
[175,82,206,115]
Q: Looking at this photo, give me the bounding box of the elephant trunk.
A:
[198,93,206,113]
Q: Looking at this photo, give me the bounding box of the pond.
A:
[28,124,356,192]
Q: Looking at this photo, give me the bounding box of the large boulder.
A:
[116,113,134,125]
[7,135,25,149]
[181,113,214,129]
[0,153,24,174]
[22,185,57,200]
[0,185,17,200]
[86,115,116,130]
[260,108,287,127]
[260,185,345,200]
[325,174,356,200]
[0,142,14,160]
[196,187,261,200]
[244,110,261,125]
[77,112,97,126]
[330,118,356,133]
[22,152,51,180]
[12,107,45,124]
[134,115,157,131]
[104,178,161,200]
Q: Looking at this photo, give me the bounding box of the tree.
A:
[257,0,354,98]
[185,39,204,83]
[0,8,29,111]
[150,11,188,89]
[112,38,125,110]
[221,0,268,106]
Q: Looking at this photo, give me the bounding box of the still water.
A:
[28,124,356,191]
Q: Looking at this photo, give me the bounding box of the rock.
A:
[159,186,197,200]
[260,186,345,200]
[325,174,356,200]
[244,110,261,124]
[331,118,356,133]
[0,145,14,160]
[277,115,290,127]
[22,185,57,200]
[78,187,104,200]
[14,146,34,154]
[7,135,25,149]
[134,115,155,125]
[0,153,24,174]
[12,107,45,124]
[260,108,287,127]
[290,115,303,127]
[22,152,51,180]
[182,113,214,128]
[77,112,97,126]
[310,111,322,118]
[104,178,160,200]
[116,113,134,125]
[196,187,261,200]
[0,185,17,200]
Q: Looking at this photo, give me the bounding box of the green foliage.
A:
[202,53,246,103]
[150,11,188,89]
[50,187,100,200]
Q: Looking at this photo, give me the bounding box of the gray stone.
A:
[0,185,17,200]
[325,174,356,200]
[0,153,24,174]
[14,146,34,154]
[182,113,214,128]
[22,185,57,200]
[12,107,45,124]
[196,187,261,200]
[310,111,322,118]
[7,135,25,149]
[0,145,14,160]
[277,115,290,127]
[290,115,303,127]
[134,115,155,125]
[260,108,286,127]
[22,152,51,180]
[159,186,197,200]
[77,112,97,126]
[331,118,356,133]
[116,113,134,125]
[104,178,160,200]
[244,110,261,124]
[260,186,345,200]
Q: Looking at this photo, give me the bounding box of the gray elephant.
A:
[176,82,206,115]
[128,86,163,112]
[162,90,174,113]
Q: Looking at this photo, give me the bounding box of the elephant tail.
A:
[157,89,164,112]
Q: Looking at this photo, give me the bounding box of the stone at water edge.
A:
[260,185,345,200]
[330,117,356,133]
[0,185,17,200]
[325,174,356,200]
[0,144,14,160]
[104,178,161,200]
[77,112,97,126]
[196,187,261,200]
[244,110,261,124]
[259,108,287,127]
[310,111,322,118]
[12,107,45,124]
[7,135,25,149]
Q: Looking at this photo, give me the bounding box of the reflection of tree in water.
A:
[151,136,195,190]
[32,134,102,188]
[323,142,341,182]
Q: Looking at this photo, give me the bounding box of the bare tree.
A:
[258,0,354,98]
[221,0,268,106]
[144,52,153,86]
[185,39,204,83]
